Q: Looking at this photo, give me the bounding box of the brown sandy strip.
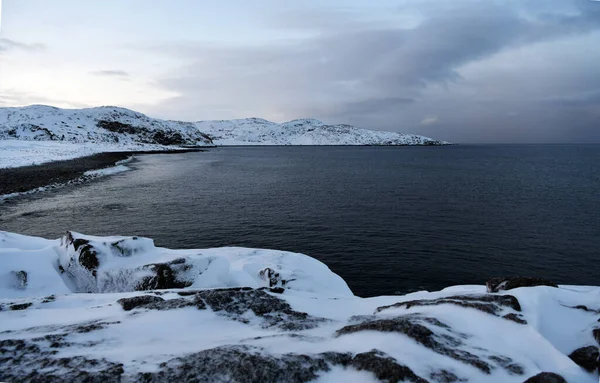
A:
[0,148,206,196]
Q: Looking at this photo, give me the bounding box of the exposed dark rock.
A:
[488,355,524,375]
[260,267,282,287]
[78,245,99,275]
[118,295,164,311]
[430,370,467,383]
[71,320,121,334]
[195,288,326,330]
[503,313,528,324]
[523,372,567,383]
[9,270,28,290]
[134,260,193,291]
[97,120,138,135]
[336,313,524,375]
[136,346,427,383]
[41,295,56,303]
[95,119,211,146]
[574,305,591,311]
[336,314,492,373]
[136,345,331,383]
[21,320,119,335]
[346,350,428,383]
[0,338,125,383]
[117,288,322,329]
[152,131,185,145]
[593,328,600,345]
[143,298,199,311]
[63,233,99,277]
[375,294,521,321]
[10,302,33,311]
[486,277,558,293]
[568,345,599,372]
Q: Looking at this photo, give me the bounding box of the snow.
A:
[0,231,353,298]
[197,117,449,146]
[0,140,114,168]
[0,104,213,168]
[0,105,449,169]
[1,230,596,382]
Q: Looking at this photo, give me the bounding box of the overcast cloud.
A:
[0,0,599,143]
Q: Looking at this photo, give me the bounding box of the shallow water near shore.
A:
[1,145,599,297]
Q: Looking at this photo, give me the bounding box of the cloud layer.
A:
[147,0,600,143]
[0,0,599,143]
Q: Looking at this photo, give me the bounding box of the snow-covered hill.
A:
[0,105,448,148]
[197,117,448,146]
[0,105,213,147]
[1,230,598,382]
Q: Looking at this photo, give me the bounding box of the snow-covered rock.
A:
[0,105,448,151]
[0,231,352,299]
[197,117,449,146]
[0,105,449,167]
[0,105,213,147]
[1,230,596,382]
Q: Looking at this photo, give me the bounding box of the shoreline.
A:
[0,148,206,197]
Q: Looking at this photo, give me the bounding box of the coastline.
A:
[0,148,206,198]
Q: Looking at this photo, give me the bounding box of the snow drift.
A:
[1,230,598,383]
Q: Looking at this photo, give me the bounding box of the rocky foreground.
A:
[1,231,598,382]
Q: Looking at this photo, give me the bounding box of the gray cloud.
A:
[0,38,45,53]
[146,0,600,143]
[89,70,130,78]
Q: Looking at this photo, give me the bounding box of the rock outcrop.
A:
[522,372,567,383]
[486,277,558,293]
[568,345,599,372]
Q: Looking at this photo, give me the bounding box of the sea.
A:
[1,145,599,297]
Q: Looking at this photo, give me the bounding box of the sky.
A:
[0,0,599,143]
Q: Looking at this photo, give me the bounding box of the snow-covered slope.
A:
[0,105,213,147]
[1,230,597,382]
[197,118,448,146]
[0,105,448,149]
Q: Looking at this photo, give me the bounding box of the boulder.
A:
[486,277,558,293]
[523,372,567,383]
[568,345,599,372]
[117,295,164,311]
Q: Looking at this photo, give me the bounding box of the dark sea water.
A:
[1,145,599,297]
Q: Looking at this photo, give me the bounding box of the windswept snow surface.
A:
[197,118,449,146]
[0,231,597,382]
[0,139,151,168]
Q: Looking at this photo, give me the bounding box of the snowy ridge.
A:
[0,105,448,150]
[1,230,598,382]
[0,105,213,147]
[0,105,448,167]
[197,117,449,146]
